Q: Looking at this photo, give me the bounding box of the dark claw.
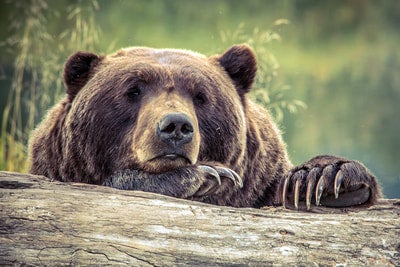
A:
[315,176,325,206]
[294,179,300,210]
[230,169,243,188]
[198,165,221,185]
[334,170,344,199]
[292,170,307,210]
[306,168,319,210]
[306,182,313,210]
[316,165,334,206]
[214,167,234,180]
[215,167,243,188]
[282,175,290,209]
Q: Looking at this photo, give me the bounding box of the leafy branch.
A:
[220,21,306,121]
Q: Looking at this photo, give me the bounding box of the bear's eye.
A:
[126,86,142,100]
[194,92,207,105]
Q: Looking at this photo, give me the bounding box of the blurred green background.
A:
[1,0,399,198]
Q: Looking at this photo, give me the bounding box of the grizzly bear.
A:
[28,44,381,210]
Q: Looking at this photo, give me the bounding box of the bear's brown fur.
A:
[29,44,381,209]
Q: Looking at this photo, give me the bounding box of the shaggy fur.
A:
[29,44,381,209]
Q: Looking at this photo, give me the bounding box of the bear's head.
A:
[62,45,257,182]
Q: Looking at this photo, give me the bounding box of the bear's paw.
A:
[280,155,381,210]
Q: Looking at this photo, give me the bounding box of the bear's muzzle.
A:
[157,112,194,147]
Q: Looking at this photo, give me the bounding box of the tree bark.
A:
[1,171,399,266]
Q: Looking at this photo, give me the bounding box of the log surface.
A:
[1,171,399,266]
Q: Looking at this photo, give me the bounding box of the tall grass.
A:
[0,0,100,171]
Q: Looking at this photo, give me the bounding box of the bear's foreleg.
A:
[103,165,242,200]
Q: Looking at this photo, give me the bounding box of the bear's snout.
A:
[157,112,194,147]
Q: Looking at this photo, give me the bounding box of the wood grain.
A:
[1,171,399,266]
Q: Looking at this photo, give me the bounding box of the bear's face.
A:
[63,45,257,178]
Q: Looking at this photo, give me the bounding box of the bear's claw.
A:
[215,166,243,188]
[281,157,376,210]
[315,175,325,207]
[198,165,243,191]
[194,165,243,197]
[334,170,344,199]
[283,165,348,210]
[198,165,221,186]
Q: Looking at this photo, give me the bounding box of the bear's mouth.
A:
[161,154,186,160]
[142,153,193,173]
[152,153,192,164]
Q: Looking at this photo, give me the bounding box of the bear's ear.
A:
[218,44,257,96]
[64,51,102,101]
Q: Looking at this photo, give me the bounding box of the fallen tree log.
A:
[0,171,399,266]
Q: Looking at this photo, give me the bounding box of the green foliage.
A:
[0,0,100,171]
[220,22,306,122]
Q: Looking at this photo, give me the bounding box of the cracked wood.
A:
[0,171,399,266]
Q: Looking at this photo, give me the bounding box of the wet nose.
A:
[157,112,194,147]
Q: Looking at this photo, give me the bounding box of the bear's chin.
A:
[142,154,193,173]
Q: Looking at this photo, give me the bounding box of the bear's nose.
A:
[157,112,194,147]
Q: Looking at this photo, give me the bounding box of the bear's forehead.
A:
[109,47,207,65]
[104,47,221,83]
